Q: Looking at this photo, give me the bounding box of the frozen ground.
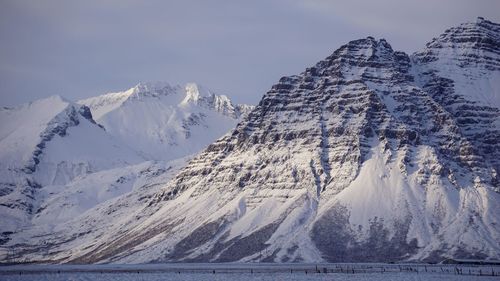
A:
[0,264,498,281]
[1,272,499,281]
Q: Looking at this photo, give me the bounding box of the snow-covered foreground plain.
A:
[0,264,499,281]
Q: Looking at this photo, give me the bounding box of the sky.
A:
[1,0,499,107]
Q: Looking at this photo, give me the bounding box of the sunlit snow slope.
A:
[0,96,144,234]
[79,82,253,161]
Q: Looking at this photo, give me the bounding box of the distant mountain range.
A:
[0,17,499,264]
[79,82,253,161]
[0,83,252,250]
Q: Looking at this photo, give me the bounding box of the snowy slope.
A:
[79,82,253,161]
[0,96,145,235]
[0,82,252,260]
[0,95,144,184]
[0,96,71,172]
[1,18,499,264]
[0,156,189,263]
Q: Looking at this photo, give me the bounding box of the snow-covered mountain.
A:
[0,83,251,255]
[412,17,500,185]
[1,18,499,264]
[0,96,145,235]
[79,82,253,161]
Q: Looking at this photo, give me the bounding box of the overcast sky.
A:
[1,0,499,106]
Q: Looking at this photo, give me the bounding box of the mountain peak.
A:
[412,17,500,107]
[128,81,179,100]
[181,83,208,105]
[76,81,253,161]
[475,16,499,27]
[423,17,500,52]
[317,36,397,73]
[78,82,179,119]
[180,83,254,118]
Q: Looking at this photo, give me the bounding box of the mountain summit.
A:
[79,82,253,161]
[1,18,499,264]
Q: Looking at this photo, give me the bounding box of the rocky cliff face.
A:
[2,18,499,264]
[412,17,500,190]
